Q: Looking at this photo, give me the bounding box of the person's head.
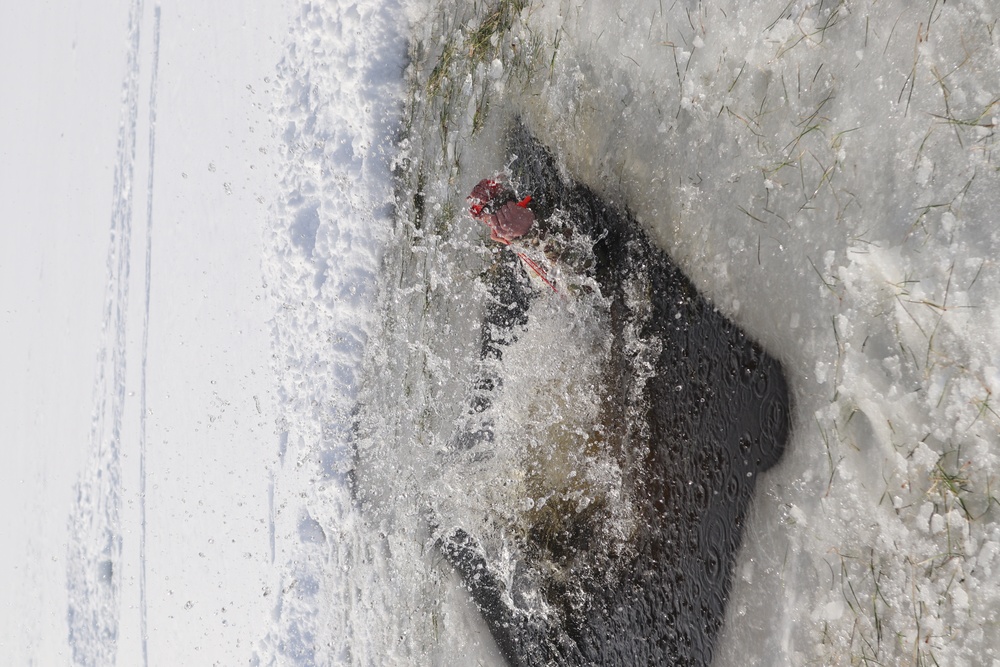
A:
[467,178,507,220]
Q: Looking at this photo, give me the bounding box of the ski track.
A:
[66,1,152,665]
[137,8,161,667]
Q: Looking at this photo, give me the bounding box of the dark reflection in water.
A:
[442,123,791,667]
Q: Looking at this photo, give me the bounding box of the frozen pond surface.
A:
[335,0,1000,665]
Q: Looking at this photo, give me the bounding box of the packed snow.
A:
[5,0,1000,665]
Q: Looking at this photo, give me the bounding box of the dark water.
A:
[440,122,791,667]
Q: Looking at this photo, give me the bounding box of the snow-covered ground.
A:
[3,2,291,664]
[6,0,1000,665]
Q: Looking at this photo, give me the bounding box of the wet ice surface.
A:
[341,0,1000,665]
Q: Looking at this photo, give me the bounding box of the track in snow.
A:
[66,3,160,665]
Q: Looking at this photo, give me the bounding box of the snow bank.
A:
[254,1,409,664]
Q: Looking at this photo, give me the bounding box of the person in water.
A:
[468,177,558,290]
[468,177,601,293]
